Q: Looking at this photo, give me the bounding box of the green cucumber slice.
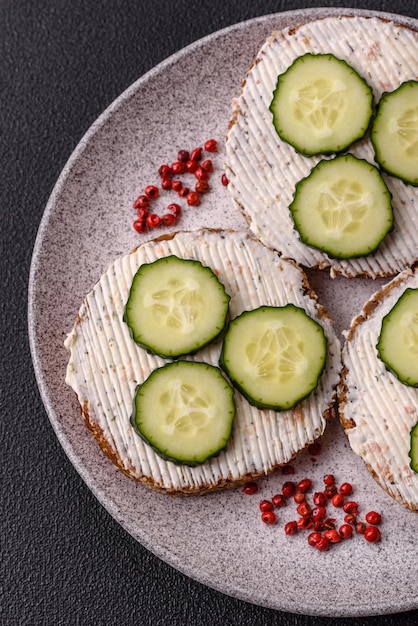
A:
[124,255,230,358]
[131,361,236,466]
[371,80,418,185]
[219,305,327,411]
[289,154,393,259]
[376,288,418,386]
[409,422,418,473]
[269,53,373,155]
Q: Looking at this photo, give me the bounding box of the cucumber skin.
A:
[131,395,230,467]
[409,422,418,473]
[376,360,418,388]
[375,354,418,388]
[219,305,327,412]
[371,80,418,186]
[130,362,236,467]
[123,255,230,359]
[376,288,418,387]
[269,53,374,156]
[289,155,394,259]
[123,322,226,359]
[218,360,323,411]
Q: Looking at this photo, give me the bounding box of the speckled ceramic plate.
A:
[28,8,418,617]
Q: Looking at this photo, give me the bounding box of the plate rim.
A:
[28,6,418,617]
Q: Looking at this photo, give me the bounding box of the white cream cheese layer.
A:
[340,268,418,510]
[225,15,418,278]
[65,230,340,494]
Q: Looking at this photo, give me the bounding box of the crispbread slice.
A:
[226,15,418,278]
[339,267,418,511]
[65,229,341,495]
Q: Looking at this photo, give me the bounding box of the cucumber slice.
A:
[269,53,373,155]
[409,422,418,473]
[371,80,418,185]
[131,361,236,466]
[219,305,327,411]
[124,255,230,358]
[289,154,393,259]
[376,288,418,386]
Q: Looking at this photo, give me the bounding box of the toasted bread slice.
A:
[226,15,418,278]
[65,229,340,495]
[339,267,418,511]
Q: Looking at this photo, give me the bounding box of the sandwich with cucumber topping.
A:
[226,14,418,278]
[339,267,418,511]
[65,15,418,501]
[65,229,341,495]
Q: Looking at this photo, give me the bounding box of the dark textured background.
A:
[2,1,418,624]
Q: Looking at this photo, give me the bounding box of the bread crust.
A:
[80,394,337,496]
[338,267,418,511]
[66,228,340,495]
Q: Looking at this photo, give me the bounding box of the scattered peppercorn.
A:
[131,138,227,233]
[250,473,383,553]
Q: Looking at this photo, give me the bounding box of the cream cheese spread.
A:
[65,229,340,494]
[225,15,418,278]
[340,268,418,510]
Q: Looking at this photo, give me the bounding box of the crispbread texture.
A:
[65,229,340,494]
[226,15,418,278]
[339,266,418,511]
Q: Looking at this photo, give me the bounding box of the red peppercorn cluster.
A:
[243,473,382,551]
[132,139,226,233]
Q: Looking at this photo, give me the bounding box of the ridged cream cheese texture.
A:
[65,230,340,493]
[225,16,418,278]
[341,268,418,510]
